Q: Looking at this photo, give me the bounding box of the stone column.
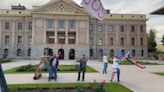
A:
[76,20,79,44]
[32,18,35,44]
[11,20,16,58]
[116,25,119,46]
[55,19,58,44]
[127,24,130,46]
[87,20,89,45]
[65,20,68,44]
[44,19,46,44]
[105,24,108,46]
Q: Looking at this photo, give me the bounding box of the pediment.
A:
[33,1,89,15]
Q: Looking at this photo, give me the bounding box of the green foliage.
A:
[162,35,164,46]
[74,84,87,92]
[89,80,106,92]
[147,29,157,53]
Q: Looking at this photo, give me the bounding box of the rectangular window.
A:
[69,21,75,29]
[47,21,54,28]
[59,36,65,44]
[90,24,93,31]
[90,37,93,45]
[140,26,143,32]
[29,22,32,30]
[110,37,114,46]
[5,35,9,45]
[48,36,54,44]
[141,50,144,57]
[69,36,75,44]
[121,37,124,46]
[141,38,143,46]
[5,22,10,29]
[131,38,135,46]
[131,26,135,32]
[121,26,124,32]
[99,25,103,32]
[28,35,32,45]
[110,25,113,32]
[58,21,65,29]
[18,36,22,45]
[99,37,103,45]
[18,23,22,30]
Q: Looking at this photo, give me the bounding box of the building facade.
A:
[0,0,148,60]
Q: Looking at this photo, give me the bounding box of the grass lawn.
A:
[4,65,98,74]
[1,61,16,64]
[105,60,162,65]
[8,83,133,92]
[153,72,164,76]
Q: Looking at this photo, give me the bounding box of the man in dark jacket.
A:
[77,53,87,81]
[49,54,59,81]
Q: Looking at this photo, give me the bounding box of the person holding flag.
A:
[110,55,121,82]
[77,53,88,81]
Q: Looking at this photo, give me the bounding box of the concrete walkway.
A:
[2,60,164,92]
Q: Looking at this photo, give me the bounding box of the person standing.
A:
[77,53,88,81]
[103,54,108,74]
[110,55,121,82]
[49,54,59,81]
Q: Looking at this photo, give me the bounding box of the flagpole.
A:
[58,6,80,56]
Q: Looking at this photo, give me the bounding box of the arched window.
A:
[99,49,103,57]
[4,49,8,55]
[110,50,114,57]
[90,49,93,57]
[132,50,135,57]
[141,50,144,57]
[28,49,31,56]
[121,50,125,54]
[17,49,21,56]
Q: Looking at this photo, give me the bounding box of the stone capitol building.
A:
[0,0,148,60]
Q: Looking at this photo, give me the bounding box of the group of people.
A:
[48,53,87,81]
[103,54,121,82]
[48,53,120,82]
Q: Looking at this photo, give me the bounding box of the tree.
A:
[161,35,164,46]
[147,29,157,53]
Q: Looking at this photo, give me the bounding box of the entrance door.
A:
[69,49,75,59]
[58,49,64,59]
[49,49,53,56]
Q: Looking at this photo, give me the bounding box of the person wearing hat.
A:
[110,55,121,82]
[103,54,108,74]
[77,53,88,81]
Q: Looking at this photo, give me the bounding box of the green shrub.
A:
[74,84,87,92]
[89,80,106,92]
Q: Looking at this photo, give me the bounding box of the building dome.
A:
[48,0,78,5]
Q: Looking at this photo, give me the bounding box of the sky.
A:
[0,0,163,44]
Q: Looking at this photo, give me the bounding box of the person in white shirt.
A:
[110,55,121,82]
[103,54,108,74]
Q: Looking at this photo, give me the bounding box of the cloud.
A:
[0,0,163,44]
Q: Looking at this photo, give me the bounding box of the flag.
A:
[126,53,146,69]
[118,52,124,59]
[81,0,106,20]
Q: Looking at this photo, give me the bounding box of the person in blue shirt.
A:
[49,54,59,81]
[77,53,87,81]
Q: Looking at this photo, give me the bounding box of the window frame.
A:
[121,37,124,46]
[141,38,143,46]
[90,24,93,31]
[29,22,32,30]
[69,21,75,29]
[98,37,103,46]
[121,26,124,32]
[18,23,23,30]
[131,26,135,32]
[28,35,32,45]
[5,22,10,30]
[140,26,143,32]
[110,37,114,46]
[131,38,135,46]
[98,25,103,32]
[47,21,54,29]
[90,36,93,45]
[18,35,22,45]
[110,25,113,32]
[58,21,65,29]
[5,35,9,45]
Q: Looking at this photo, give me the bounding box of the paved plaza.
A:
[2,60,164,92]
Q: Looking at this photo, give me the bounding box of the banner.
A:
[81,0,106,20]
